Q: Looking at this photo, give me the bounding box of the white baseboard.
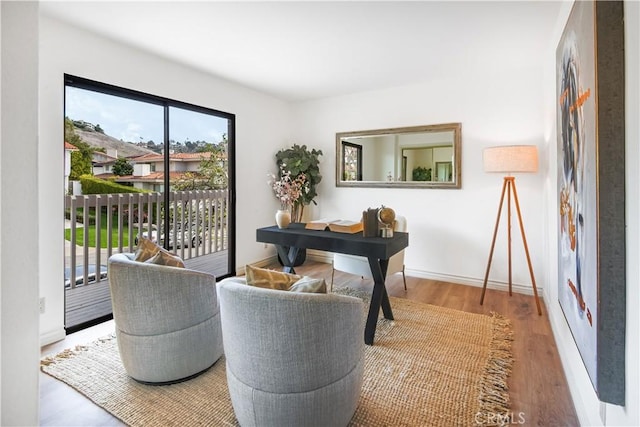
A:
[306,250,542,297]
[405,269,542,297]
[40,327,66,347]
[306,249,332,263]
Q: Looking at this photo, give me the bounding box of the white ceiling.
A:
[40,1,563,102]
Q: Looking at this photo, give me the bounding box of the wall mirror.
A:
[336,122,461,189]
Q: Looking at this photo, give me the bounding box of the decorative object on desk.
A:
[480,145,542,316]
[362,207,380,237]
[268,162,308,228]
[377,205,396,238]
[275,209,291,229]
[305,218,363,233]
[275,144,323,222]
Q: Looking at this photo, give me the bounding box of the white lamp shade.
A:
[483,145,538,173]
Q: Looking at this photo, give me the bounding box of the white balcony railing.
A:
[64,189,229,291]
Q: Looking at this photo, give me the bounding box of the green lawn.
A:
[65,212,132,248]
[64,226,131,248]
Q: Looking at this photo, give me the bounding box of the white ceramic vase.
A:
[275,209,291,229]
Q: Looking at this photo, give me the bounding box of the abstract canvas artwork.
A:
[556,0,626,405]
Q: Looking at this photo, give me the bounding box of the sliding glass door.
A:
[63,75,235,332]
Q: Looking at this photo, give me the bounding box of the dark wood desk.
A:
[256,223,409,345]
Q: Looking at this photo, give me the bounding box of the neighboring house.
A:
[95,151,217,192]
[91,150,118,176]
[67,146,126,192]
[73,120,98,131]
[63,141,78,194]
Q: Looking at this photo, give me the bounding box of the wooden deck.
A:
[65,250,230,331]
[183,250,230,276]
[65,282,113,331]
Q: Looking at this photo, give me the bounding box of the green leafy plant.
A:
[112,158,134,176]
[275,144,323,222]
[412,166,432,181]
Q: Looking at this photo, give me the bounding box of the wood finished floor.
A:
[40,260,579,426]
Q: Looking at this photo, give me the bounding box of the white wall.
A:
[133,163,151,177]
[292,65,547,296]
[38,16,292,344]
[18,3,638,425]
[543,1,640,425]
[1,2,40,424]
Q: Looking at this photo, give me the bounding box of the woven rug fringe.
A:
[477,312,514,418]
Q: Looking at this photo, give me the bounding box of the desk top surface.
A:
[256,223,408,259]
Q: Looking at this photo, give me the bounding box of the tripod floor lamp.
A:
[480,145,542,315]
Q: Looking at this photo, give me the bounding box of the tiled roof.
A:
[64,141,79,150]
[131,153,161,161]
[92,152,118,163]
[170,152,214,160]
[111,171,199,182]
[129,152,220,162]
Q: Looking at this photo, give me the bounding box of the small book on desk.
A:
[305,219,364,234]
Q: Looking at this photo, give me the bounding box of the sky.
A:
[65,86,229,144]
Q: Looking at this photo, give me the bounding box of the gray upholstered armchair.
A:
[107,253,223,383]
[217,277,365,427]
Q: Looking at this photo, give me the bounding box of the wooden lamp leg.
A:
[480,177,509,305]
[507,178,513,296]
[511,180,543,315]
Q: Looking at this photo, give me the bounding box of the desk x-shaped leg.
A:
[275,245,299,274]
[364,257,393,345]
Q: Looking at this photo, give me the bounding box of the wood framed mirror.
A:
[336,122,461,189]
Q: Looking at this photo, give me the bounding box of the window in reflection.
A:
[342,142,362,181]
[401,145,453,182]
[436,161,453,182]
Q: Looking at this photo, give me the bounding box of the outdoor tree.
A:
[65,118,94,180]
[173,135,228,191]
[112,157,134,176]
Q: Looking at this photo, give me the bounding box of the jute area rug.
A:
[41,288,513,426]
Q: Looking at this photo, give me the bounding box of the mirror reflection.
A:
[336,123,461,188]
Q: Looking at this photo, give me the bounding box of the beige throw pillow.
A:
[245,264,301,290]
[135,236,185,268]
[288,276,327,294]
[145,250,185,268]
[134,236,161,262]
